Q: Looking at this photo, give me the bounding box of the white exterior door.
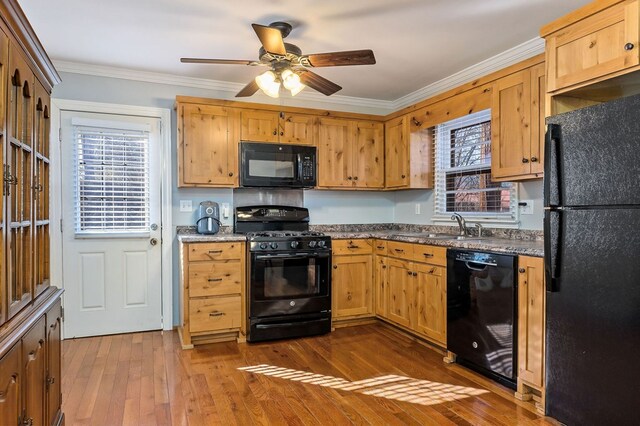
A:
[60,110,162,338]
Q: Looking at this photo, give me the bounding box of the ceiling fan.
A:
[181,22,376,98]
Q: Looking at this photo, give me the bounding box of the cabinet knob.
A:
[412,117,422,127]
[333,265,338,269]
[625,42,635,51]
[401,174,406,179]
[522,158,530,164]
[412,272,417,276]
[228,172,234,177]
[407,271,412,276]
[531,157,538,163]
[354,176,358,181]
[273,130,277,135]
[347,176,353,180]
[382,265,387,269]
[518,267,526,274]
[280,131,284,136]
[347,293,352,301]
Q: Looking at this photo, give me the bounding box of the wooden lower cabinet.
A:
[516,256,546,412]
[179,241,246,347]
[332,254,373,320]
[414,263,447,345]
[374,255,388,317]
[0,288,63,426]
[386,258,413,328]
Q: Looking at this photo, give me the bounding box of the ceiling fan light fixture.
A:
[281,69,305,96]
[255,70,280,98]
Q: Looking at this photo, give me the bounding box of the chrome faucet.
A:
[451,213,467,236]
[475,223,484,238]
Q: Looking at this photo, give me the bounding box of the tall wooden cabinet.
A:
[0,1,62,425]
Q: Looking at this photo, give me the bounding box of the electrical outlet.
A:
[221,203,230,219]
[180,200,192,212]
[415,203,421,215]
[520,199,534,215]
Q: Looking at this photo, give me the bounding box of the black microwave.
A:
[240,142,317,188]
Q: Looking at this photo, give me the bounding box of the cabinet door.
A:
[518,256,545,389]
[384,115,409,188]
[240,109,279,142]
[23,317,46,426]
[491,69,532,180]
[332,255,373,319]
[353,121,384,188]
[317,117,353,188]
[0,343,21,426]
[179,104,236,187]
[546,0,640,92]
[529,63,545,176]
[46,299,62,426]
[0,26,7,325]
[280,113,316,145]
[386,258,412,328]
[414,263,447,345]
[6,44,35,319]
[374,256,388,318]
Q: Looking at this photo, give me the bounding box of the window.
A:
[433,109,517,223]
[73,124,150,234]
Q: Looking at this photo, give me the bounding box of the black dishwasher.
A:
[447,249,517,388]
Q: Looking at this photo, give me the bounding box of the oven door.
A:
[249,250,331,318]
[240,142,316,188]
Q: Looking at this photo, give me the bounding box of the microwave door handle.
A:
[297,153,303,180]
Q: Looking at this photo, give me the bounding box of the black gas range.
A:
[235,206,332,342]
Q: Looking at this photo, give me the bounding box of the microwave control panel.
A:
[301,155,315,180]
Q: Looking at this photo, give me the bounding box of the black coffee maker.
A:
[196,201,220,234]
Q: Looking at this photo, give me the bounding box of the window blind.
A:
[73,125,150,234]
[432,109,518,223]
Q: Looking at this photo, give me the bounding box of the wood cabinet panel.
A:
[241,109,279,142]
[411,244,447,266]
[332,255,373,319]
[530,63,546,176]
[179,103,237,187]
[545,0,640,92]
[45,299,62,426]
[384,115,409,188]
[317,117,353,188]
[23,317,46,426]
[373,240,387,256]
[280,113,315,145]
[517,256,546,390]
[374,255,388,317]
[189,296,242,333]
[387,241,414,259]
[386,258,413,328]
[414,263,446,345]
[0,343,20,426]
[331,239,373,256]
[353,121,384,188]
[188,241,243,261]
[0,25,6,325]
[188,261,242,297]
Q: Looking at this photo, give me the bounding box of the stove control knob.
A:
[317,240,326,248]
[270,242,278,249]
[308,240,317,248]
[259,242,268,250]
[290,241,299,249]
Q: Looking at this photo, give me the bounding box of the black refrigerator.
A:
[544,94,640,426]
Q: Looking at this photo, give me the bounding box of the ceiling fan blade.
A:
[252,23,287,55]
[181,58,256,65]
[236,80,260,97]
[303,50,376,67]
[299,71,342,96]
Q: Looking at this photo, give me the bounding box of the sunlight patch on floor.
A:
[238,364,489,406]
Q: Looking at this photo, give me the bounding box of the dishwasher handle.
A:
[464,261,494,271]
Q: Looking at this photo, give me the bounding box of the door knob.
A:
[150,238,158,246]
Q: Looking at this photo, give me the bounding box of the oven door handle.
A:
[255,252,331,261]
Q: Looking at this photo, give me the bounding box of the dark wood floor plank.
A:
[62,324,555,425]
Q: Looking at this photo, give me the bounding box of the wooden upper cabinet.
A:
[240,110,315,144]
[317,118,384,189]
[517,256,546,391]
[178,103,237,187]
[492,64,546,181]
[0,27,7,325]
[353,121,384,188]
[384,115,409,188]
[240,109,279,142]
[543,0,640,93]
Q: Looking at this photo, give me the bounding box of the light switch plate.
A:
[221,203,230,219]
[520,199,534,215]
[180,200,192,212]
[415,203,421,215]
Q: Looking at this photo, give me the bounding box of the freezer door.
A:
[545,207,640,425]
[545,94,640,207]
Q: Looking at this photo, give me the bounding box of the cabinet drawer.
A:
[387,241,414,259]
[188,242,243,261]
[412,245,447,266]
[332,239,373,255]
[373,240,388,256]
[189,261,242,297]
[189,296,241,333]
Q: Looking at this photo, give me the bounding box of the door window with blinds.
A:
[433,109,517,223]
[72,118,151,236]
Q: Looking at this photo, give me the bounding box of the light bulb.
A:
[290,83,305,96]
[255,71,280,98]
[281,69,305,96]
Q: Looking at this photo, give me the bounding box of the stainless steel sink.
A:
[394,232,459,239]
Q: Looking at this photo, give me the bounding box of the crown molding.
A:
[53,37,544,115]
[52,60,395,113]
[390,37,545,110]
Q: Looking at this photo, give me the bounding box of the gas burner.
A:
[247,230,326,239]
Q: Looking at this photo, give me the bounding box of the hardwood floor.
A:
[62,324,556,425]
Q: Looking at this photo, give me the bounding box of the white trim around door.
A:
[50,99,173,332]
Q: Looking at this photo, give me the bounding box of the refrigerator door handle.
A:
[544,124,561,208]
[544,209,561,292]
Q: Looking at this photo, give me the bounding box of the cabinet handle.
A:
[333,265,338,269]
[280,131,284,136]
[382,265,387,269]
[207,278,223,282]
[376,246,385,249]
[348,245,360,249]
[209,311,225,317]
[347,293,352,301]
[208,250,223,254]
[273,130,277,135]
[228,172,234,177]
[413,272,418,276]
[423,253,434,258]
[518,267,526,274]
[22,418,33,426]
[401,174,406,179]
[625,42,635,51]
[429,268,435,274]
[347,176,353,180]
[412,117,422,127]
[394,248,404,253]
[354,176,358,181]
[522,158,530,164]
[46,376,55,385]
[407,271,412,276]
[531,157,538,163]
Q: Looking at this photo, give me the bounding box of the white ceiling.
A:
[19,0,591,101]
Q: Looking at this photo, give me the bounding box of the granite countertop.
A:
[176,225,544,257]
